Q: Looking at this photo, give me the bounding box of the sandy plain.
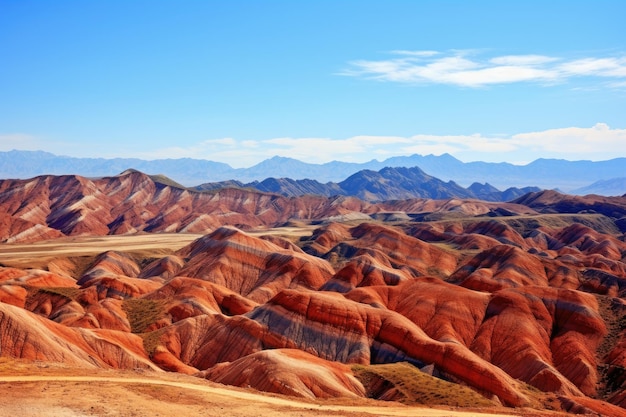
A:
[0,226,319,269]
[0,233,204,268]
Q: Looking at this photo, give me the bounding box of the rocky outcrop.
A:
[198,349,365,399]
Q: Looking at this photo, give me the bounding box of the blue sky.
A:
[1,1,625,167]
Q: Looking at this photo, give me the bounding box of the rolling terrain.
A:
[0,170,544,244]
[1,170,626,415]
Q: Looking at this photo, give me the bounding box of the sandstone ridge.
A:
[2,172,626,415]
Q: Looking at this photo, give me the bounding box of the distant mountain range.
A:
[571,177,626,197]
[1,150,625,195]
[194,166,540,202]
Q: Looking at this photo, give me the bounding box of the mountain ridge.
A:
[194,166,540,202]
[2,169,626,245]
[2,150,626,194]
[572,177,626,197]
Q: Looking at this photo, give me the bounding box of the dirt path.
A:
[0,375,520,417]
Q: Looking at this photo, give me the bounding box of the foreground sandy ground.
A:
[0,360,570,417]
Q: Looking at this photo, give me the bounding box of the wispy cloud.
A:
[510,123,626,153]
[133,123,626,167]
[339,50,626,88]
[6,124,624,167]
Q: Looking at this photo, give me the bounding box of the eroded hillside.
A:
[2,172,626,416]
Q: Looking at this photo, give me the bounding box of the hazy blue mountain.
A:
[499,186,543,201]
[571,178,626,197]
[337,166,474,201]
[238,156,348,182]
[1,150,625,193]
[467,182,502,200]
[193,166,540,202]
[254,177,344,197]
[0,150,233,185]
[380,155,626,192]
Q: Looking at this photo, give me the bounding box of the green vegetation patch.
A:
[122,298,167,334]
[141,327,168,357]
[594,294,626,399]
[352,362,495,407]
[64,256,97,280]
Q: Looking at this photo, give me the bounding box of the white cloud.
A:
[443,65,556,86]
[241,140,259,148]
[405,134,519,154]
[511,123,626,153]
[390,50,440,57]
[609,80,626,88]
[135,142,241,165]
[558,57,626,77]
[132,124,626,167]
[203,137,237,146]
[401,143,462,156]
[340,50,626,88]
[489,55,559,66]
[6,125,624,168]
[264,136,411,162]
[399,124,625,161]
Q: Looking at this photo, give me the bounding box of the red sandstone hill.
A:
[0,171,553,244]
[513,190,626,223]
[0,222,624,413]
[0,171,373,243]
[3,172,626,414]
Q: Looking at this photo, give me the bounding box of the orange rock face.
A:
[198,349,365,399]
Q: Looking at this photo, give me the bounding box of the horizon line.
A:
[3,148,625,170]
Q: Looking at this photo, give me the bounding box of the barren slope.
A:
[0,171,546,244]
[3,172,626,415]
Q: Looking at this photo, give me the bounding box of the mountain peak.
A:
[1,150,625,193]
